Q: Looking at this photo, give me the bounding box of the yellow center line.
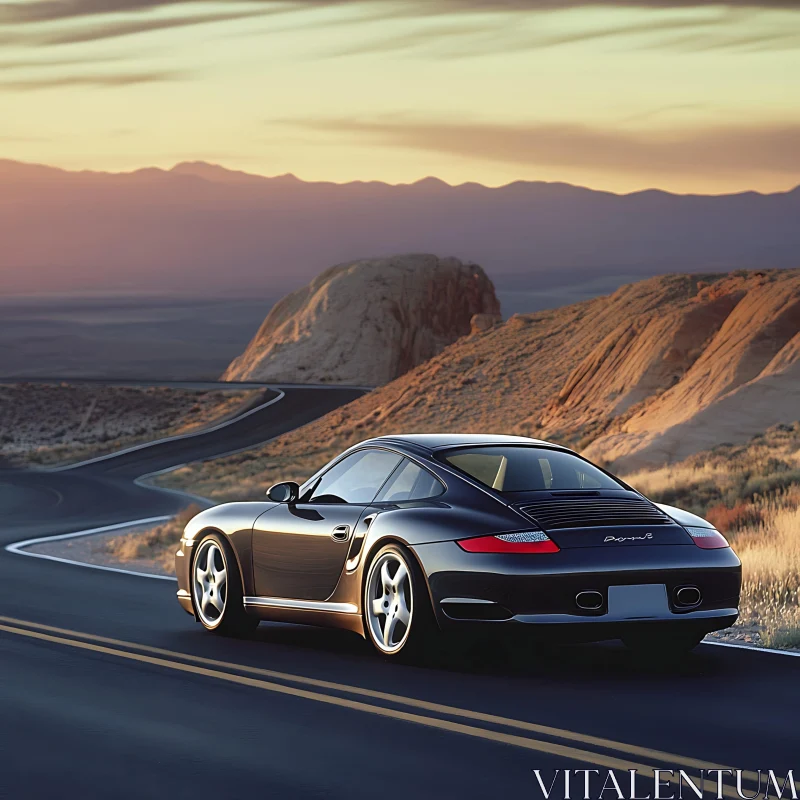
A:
[0,615,758,782]
[0,617,750,798]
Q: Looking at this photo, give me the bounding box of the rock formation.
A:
[223,254,501,386]
[166,269,800,496]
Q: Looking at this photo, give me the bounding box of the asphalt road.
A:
[1,387,798,800]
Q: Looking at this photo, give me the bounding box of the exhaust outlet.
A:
[675,586,702,608]
[576,590,604,611]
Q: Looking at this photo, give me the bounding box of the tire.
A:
[363,543,436,660]
[191,532,259,637]
[623,631,704,660]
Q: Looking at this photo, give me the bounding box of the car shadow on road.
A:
[239,621,721,683]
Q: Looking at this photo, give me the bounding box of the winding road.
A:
[1,386,798,800]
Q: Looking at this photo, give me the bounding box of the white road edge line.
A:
[702,640,800,658]
[133,467,214,508]
[51,388,287,471]
[4,518,177,581]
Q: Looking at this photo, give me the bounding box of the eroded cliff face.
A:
[222,254,501,386]
[539,282,745,431]
[580,272,800,468]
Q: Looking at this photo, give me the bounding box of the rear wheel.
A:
[192,533,258,637]
[363,543,435,660]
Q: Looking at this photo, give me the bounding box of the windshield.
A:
[439,446,624,493]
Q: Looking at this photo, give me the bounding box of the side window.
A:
[374,459,445,502]
[306,449,402,504]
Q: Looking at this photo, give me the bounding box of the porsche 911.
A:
[175,434,740,658]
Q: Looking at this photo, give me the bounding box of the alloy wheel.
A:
[193,539,228,628]
[366,550,413,653]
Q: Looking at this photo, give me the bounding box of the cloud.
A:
[324,5,800,58]
[285,117,800,177]
[0,69,185,90]
[0,0,797,27]
[333,13,748,58]
[0,0,794,53]
[0,54,123,69]
[620,103,708,123]
[0,8,275,46]
[0,0,202,24]
[661,28,800,51]
[41,9,269,45]
[327,22,490,57]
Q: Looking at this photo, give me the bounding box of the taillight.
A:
[457,531,560,554]
[686,526,730,550]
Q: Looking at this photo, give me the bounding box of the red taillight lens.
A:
[686,526,730,550]
[457,531,560,554]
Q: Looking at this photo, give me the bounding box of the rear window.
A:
[439,446,623,492]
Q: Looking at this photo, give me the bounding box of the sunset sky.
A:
[1,0,798,194]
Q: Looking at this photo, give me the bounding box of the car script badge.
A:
[604,532,654,543]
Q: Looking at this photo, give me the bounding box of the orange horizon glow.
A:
[1,1,798,195]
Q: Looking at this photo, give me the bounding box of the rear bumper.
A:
[412,541,741,641]
[470,609,739,644]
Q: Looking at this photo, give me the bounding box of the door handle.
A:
[331,525,351,542]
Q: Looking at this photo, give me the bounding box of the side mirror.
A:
[267,481,300,504]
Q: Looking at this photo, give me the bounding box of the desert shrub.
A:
[106,504,204,570]
[706,502,761,533]
[762,625,800,650]
[741,469,800,500]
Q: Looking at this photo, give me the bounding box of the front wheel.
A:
[363,543,435,660]
[192,533,258,637]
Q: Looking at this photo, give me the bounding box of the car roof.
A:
[367,433,569,452]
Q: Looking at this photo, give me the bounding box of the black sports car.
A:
[175,434,741,658]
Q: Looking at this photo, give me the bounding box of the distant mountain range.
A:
[1,159,798,295]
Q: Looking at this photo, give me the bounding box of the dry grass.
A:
[0,384,263,467]
[623,423,800,649]
[732,495,800,648]
[105,505,203,572]
[622,423,800,517]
